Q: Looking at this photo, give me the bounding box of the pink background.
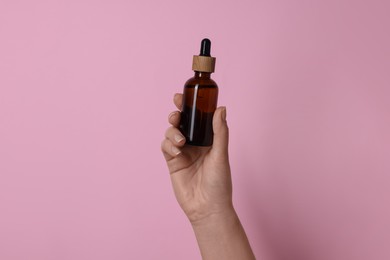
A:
[1,0,389,259]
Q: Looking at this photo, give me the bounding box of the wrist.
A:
[190,207,255,260]
[190,206,238,230]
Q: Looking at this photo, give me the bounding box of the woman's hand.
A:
[161,93,233,223]
[161,93,255,260]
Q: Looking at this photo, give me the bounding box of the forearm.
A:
[191,208,255,260]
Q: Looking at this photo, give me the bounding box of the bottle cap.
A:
[192,38,216,73]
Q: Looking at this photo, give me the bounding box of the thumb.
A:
[212,106,229,157]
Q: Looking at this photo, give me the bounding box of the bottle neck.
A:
[194,71,211,79]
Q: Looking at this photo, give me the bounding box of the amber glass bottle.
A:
[180,39,218,146]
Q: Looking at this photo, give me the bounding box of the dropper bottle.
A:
[180,38,218,146]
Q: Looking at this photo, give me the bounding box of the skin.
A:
[161,93,255,260]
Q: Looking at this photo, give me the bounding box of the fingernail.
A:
[172,146,181,156]
[168,111,177,120]
[221,107,227,121]
[174,134,185,143]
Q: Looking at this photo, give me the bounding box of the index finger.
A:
[173,93,182,110]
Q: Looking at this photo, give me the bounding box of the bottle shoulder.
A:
[184,76,218,88]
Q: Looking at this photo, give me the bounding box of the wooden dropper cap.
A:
[192,39,216,73]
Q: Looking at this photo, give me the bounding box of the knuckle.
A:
[164,127,171,138]
[168,111,177,121]
[160,139,169,152]
[165,126,175,138]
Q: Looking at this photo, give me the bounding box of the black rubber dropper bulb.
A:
[199,38,211,56]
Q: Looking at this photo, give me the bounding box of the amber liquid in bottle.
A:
[180,71,218,146]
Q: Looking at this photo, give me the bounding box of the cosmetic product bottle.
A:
[180,38,218,146]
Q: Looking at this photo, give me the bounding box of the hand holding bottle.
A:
[161,93,232,223]
[161,93,255,260]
